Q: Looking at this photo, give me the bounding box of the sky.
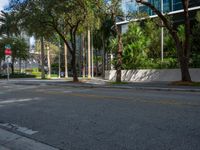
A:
[0,0,9,11]
[0,0,35,46]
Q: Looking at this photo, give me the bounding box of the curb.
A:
[0,128,60,150]
[9,81,200,93]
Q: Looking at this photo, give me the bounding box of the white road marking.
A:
[0,98,40,105]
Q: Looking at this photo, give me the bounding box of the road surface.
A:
[0,82,200,150]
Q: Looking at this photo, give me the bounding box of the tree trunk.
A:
[82,34,86,78]
[47,48,51,78]
[0,59,2,74]
[71,51,78,82]
[88,29,91,79]
[95,49,99,77]
[91,33,94,78]
[71,33,78,82]
[180,56,191,82]
[112,8,123,82]
[136,0,192,82]
[174,37,192,82]
[102,35,105,78]
[116,32,123,83]
[173,32,192,82]
[114,20,123,83]
[64,43,68,78]
[181,0,191,82]
[19,58,22,73]
[40,37,45,79]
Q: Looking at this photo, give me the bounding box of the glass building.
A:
[119,0,200,33]
[121,0,138,15]
[138,0,200,16]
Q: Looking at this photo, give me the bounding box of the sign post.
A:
[4,44,12,81]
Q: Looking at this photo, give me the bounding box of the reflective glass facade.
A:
[121,0,138,15]
[138,0,200,16]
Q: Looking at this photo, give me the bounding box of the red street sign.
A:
[5,49,12,55]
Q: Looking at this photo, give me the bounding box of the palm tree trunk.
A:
[0,59,2,74]
[88,29,91,79]
[19,58,22,73]
[64,43,68,78]
[102,35,105,78]
[47,48,51,78]
[95,49,99,77]
[116,32,122,83]
[82,34,86,78]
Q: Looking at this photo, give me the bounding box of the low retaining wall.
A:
[105,69,200,82]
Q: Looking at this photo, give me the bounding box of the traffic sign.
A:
[5,44,11,49]
[5,55,12,63]
[5,49,12,55]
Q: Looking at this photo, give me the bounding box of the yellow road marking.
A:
[34,89,200,107]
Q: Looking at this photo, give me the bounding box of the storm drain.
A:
[0,123,38,135]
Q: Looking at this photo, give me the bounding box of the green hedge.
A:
[0,73,36,79]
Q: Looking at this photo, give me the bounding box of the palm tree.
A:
[0,11,19,37]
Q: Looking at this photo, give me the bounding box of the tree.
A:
[0,37,29,74]
[98,0,123,82]
[192,11,200,53]
[93,14,114,77]
[123,22,149,69]
[136,0,192,82]
[11,0,99,82]
[144,19,161,58]
[9,0,58,79]
[0,11,19,37]
[191,11,200,67]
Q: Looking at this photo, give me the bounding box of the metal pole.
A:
[7,61,9,81]
[58,45,61,78]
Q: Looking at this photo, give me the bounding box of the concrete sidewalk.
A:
[0,128,59,150]
[0,78,200,92]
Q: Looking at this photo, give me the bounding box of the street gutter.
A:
[9,81,200,93]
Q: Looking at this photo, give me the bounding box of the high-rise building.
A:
[119,0,200,32]
[121,0,138,15]
[120,0,200,17]
[117,0,200,63]
[139,0,200,16]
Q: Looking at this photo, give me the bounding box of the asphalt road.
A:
[0,82,200,150]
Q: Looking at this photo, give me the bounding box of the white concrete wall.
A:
[105,69,200,82]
